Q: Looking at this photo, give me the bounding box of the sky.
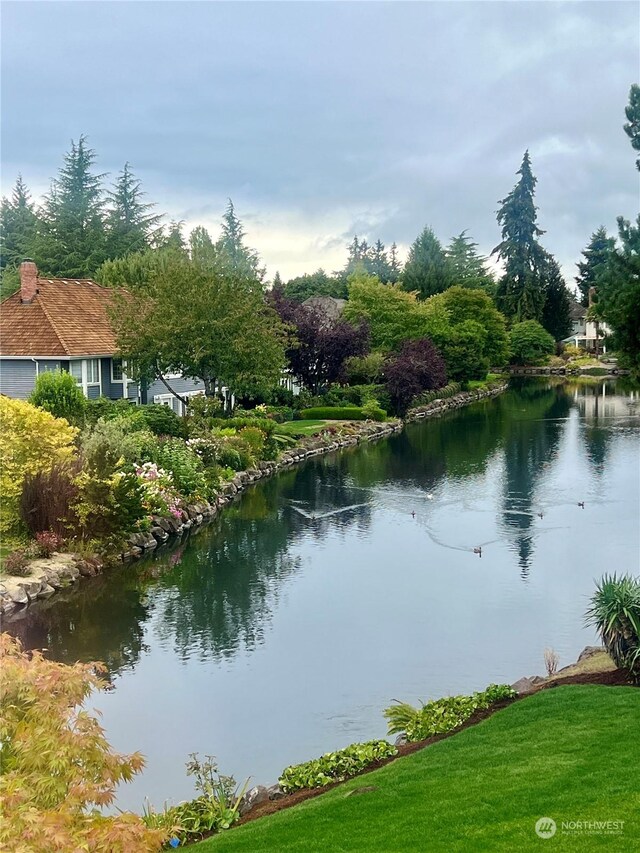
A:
[1,1,638,285]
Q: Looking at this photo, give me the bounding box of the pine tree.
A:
[370,239,392,282]
[216,199,265,284]
[36,135,107,277]
[575,227,616,306]
[163,220,187,253]
[401,226,452,298]
[446,231,495,293]
[105,163,163,259]
[0,176,41,298]
[388,242,402,283]
[189,225,217,268]
[623,83,640,172]
[272,271,283,290]
[492,151,547,321]
[541,255,572,341]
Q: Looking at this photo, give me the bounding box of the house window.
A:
[111,358,125,382]
[86,359,100,385]
[70,361,83,384]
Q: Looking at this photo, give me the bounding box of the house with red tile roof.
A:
[0,260,205,410]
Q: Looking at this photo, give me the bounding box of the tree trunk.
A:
[158,374,188,407]
[203,376,217,398]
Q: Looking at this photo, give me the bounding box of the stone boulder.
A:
[238,785,270,816]
[510,676,538,695]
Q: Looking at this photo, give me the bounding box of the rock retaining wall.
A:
[1,383,507,617]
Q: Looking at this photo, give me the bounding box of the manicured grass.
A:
[275,420,331,437]
[191,686,639,852]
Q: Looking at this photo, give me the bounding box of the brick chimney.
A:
[20,260,38,303]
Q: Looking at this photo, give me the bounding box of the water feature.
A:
[7,379,640,811]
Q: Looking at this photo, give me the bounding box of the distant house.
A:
[563,296,610,353]
[0,260,205,412]
[302,295,347,323]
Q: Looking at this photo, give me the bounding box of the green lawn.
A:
[191,686,639,852]
[275,420,331,437]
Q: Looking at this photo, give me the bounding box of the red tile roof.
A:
[0,277,121,357]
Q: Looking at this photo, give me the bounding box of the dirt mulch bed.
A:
[205,668,638,837]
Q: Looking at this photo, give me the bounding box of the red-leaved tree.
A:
[384,338,447,415]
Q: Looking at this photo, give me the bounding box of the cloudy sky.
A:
[1,1,638,284]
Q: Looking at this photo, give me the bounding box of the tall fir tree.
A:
[272,271,283,290]
[446,231,495,293]
[163,220,187,253]
[369,239,392,282]
[540,255,572,341]
[36,135,107,277]
[401,226,452,299]
[388,242,402,283]
[0,175,41,298]
[216,199,265,284]
[105,163,163,259]
[492,151,547,321]
[575,226,616,306]
[623,83,640,172]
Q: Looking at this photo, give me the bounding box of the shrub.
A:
[80,419,158,478]
[343,351,386,384]
[384,337,447,416]
[411,381,462,408]
[279,740,397,793]
[72,470,147,547]
[2,549,30,577]
[0,397,78,539]
[28,369,86,424]
[150,439,207,497]
[361,399,387,421]
[139,403,185,437]
[586,573,640,680]
[20,462,80,538]
[384,684,516,742]
[0,634,166,852]
[509,320,555,365]
[135,462,183,519]
[562,344,583,361]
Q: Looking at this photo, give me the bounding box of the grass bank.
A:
[191,685,639,852]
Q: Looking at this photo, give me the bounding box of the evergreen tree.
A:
[370,239,392,282]
[596,215,640,371]
[446,231,495,293]
[163,220,187,253]
[541,255,572,341]
[283,268,346,302]
[401,226,452,299]
[105,163,162,259]
[623,83,640,172]
[189,225,217,268]
[575,226,616,306]
[36,135,107,277]
[216,199,265,284]
[0,175,40,298]
[388,242,402,284]
[492,151,547,321]
[272,271,283,290]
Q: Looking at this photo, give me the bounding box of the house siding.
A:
[146,375,205,401]
[0,358,64,399]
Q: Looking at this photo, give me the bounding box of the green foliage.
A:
[402,226,452,299]
[410,381,463,408]
[282,268,347,302]
[139,403,185,437]
[384,684,516,742]
[300,406,370,420]
[29,369,86,423]
[0,634,165,852]
[109,250,287,399]
[0,175,39,286]
[509,320,555,365]
[575,226,616,307]
[585,573,640,680]
[343,351,386,384]
[360,399,387,421]
[279,740,397,793]
[80,419,157,477]
[0,397,78,539]
[445,231,496,294]
[493,151,548,323]
[105,162,163,259]
[540,255,573,341]
[2,549,30,577]
[148,439,207,498]
[72,469,147,546]
[624,83,640,171]
[438,320,489,381]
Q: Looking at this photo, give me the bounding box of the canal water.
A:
[7,379,640,811]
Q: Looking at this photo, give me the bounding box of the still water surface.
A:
[9,380,640,810]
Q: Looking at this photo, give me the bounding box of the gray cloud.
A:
[1,1,638,281]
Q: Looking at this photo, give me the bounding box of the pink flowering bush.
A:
[135,463,183,519]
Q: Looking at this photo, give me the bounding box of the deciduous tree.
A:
[383,338,447,414]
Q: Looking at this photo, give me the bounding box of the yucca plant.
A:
[585,573,640,681]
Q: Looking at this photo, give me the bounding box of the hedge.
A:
[299,406,385,421]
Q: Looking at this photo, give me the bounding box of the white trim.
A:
[0,353,114,359]
[110,358,125,383]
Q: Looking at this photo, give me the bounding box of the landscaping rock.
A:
[150,526,169,543]
[578,645,605,661]
[8,586,29,606]
[394,733,408,747]
[38,583,56,598]
[18,580,44,601]
[267,783,286,801]
[239,785,270,816]
[510,676,538,695]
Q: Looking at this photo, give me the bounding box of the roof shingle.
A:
[0,277,120,357]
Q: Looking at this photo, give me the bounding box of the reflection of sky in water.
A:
[8,381,640,812]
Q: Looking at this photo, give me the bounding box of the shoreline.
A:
[0,381,508,618]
